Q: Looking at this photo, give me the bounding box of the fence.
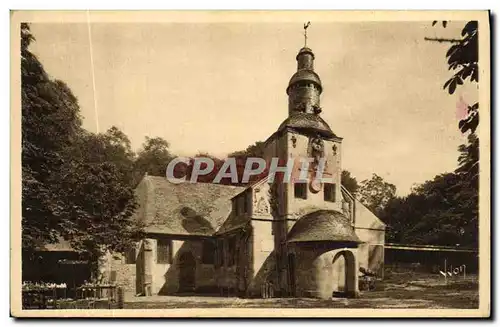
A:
[384,244,478,274]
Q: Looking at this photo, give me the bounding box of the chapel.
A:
[101,38,386,300]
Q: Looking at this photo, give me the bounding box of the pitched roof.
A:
[139,176,245,236]
[287,209,362,243]
[215,213,250,236]
[278,112,338,139]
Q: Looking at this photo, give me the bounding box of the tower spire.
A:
[286,23,323,116]
[303,21,310,47]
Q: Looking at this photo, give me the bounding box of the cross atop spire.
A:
[303,21,311,47]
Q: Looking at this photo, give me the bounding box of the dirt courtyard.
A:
[124,272,479,309]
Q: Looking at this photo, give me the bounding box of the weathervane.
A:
[303,21,311,47]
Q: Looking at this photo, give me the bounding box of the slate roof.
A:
[287,210,362,243]
[215,213,250,236]
[140,176,246,236]
[297,47,315,58]
[278,112,337,138]
[287,69,323,92]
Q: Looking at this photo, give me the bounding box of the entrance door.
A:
[179,252,196,293]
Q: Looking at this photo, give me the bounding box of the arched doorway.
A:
[178,252,196,293]
[331,250,356,297]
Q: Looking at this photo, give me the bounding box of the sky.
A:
[29,20,478,196]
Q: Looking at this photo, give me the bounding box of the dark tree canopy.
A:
[381,21,481,248]
[229,141,266,159]
[56,129,143,257]
[341,170,359,195]
[135,136,173,178]
[22,24,142,261]
[358,174,397,216]
[378,135,478,247]
[22,23,83,250]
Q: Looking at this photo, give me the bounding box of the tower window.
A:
[294,183,307,199]
[324,183,336,202]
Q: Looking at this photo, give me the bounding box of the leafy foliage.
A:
[21,24,142,262]
[430,21,479,134]
[379,135,478,247]
[229,141,266,159]
[393,20,481,247]
[58,129,143,257]
[358,174,396,216]
[135,136,172,177]
[391,21,481,248]
[341,170,359,195]
[22,23,82,250]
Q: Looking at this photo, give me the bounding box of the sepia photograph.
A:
[10,10,491,318]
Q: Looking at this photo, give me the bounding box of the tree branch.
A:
[424,37,462,43]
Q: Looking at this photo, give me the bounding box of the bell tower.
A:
[279,23,344,217]
[286,23,323,116]
[260,23,347,297]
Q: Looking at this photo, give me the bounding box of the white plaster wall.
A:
[246,219,277,296]
[353,199,385,275]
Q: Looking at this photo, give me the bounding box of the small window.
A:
[125,247,136,264]
[157,239,172,264]
[202,240,216,264]
[324,183,336,202]
[294,183,307,199]
[110,271,117,283]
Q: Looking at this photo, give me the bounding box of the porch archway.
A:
[331,250,356,297]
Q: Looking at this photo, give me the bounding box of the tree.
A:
[229,141,266,159]
[22,24,143,263]
[358,174,396,216]
[407,173,465,246]
[341,170,359,195]
[21,23,83,251]
[452,133,479,247]
[135,136,173,177]
[372,21,481,247]
[379,195,425,243]
[426,21,479,134]
[57,128,143,263]
[424,20,479,246]
[378,136,479,247]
